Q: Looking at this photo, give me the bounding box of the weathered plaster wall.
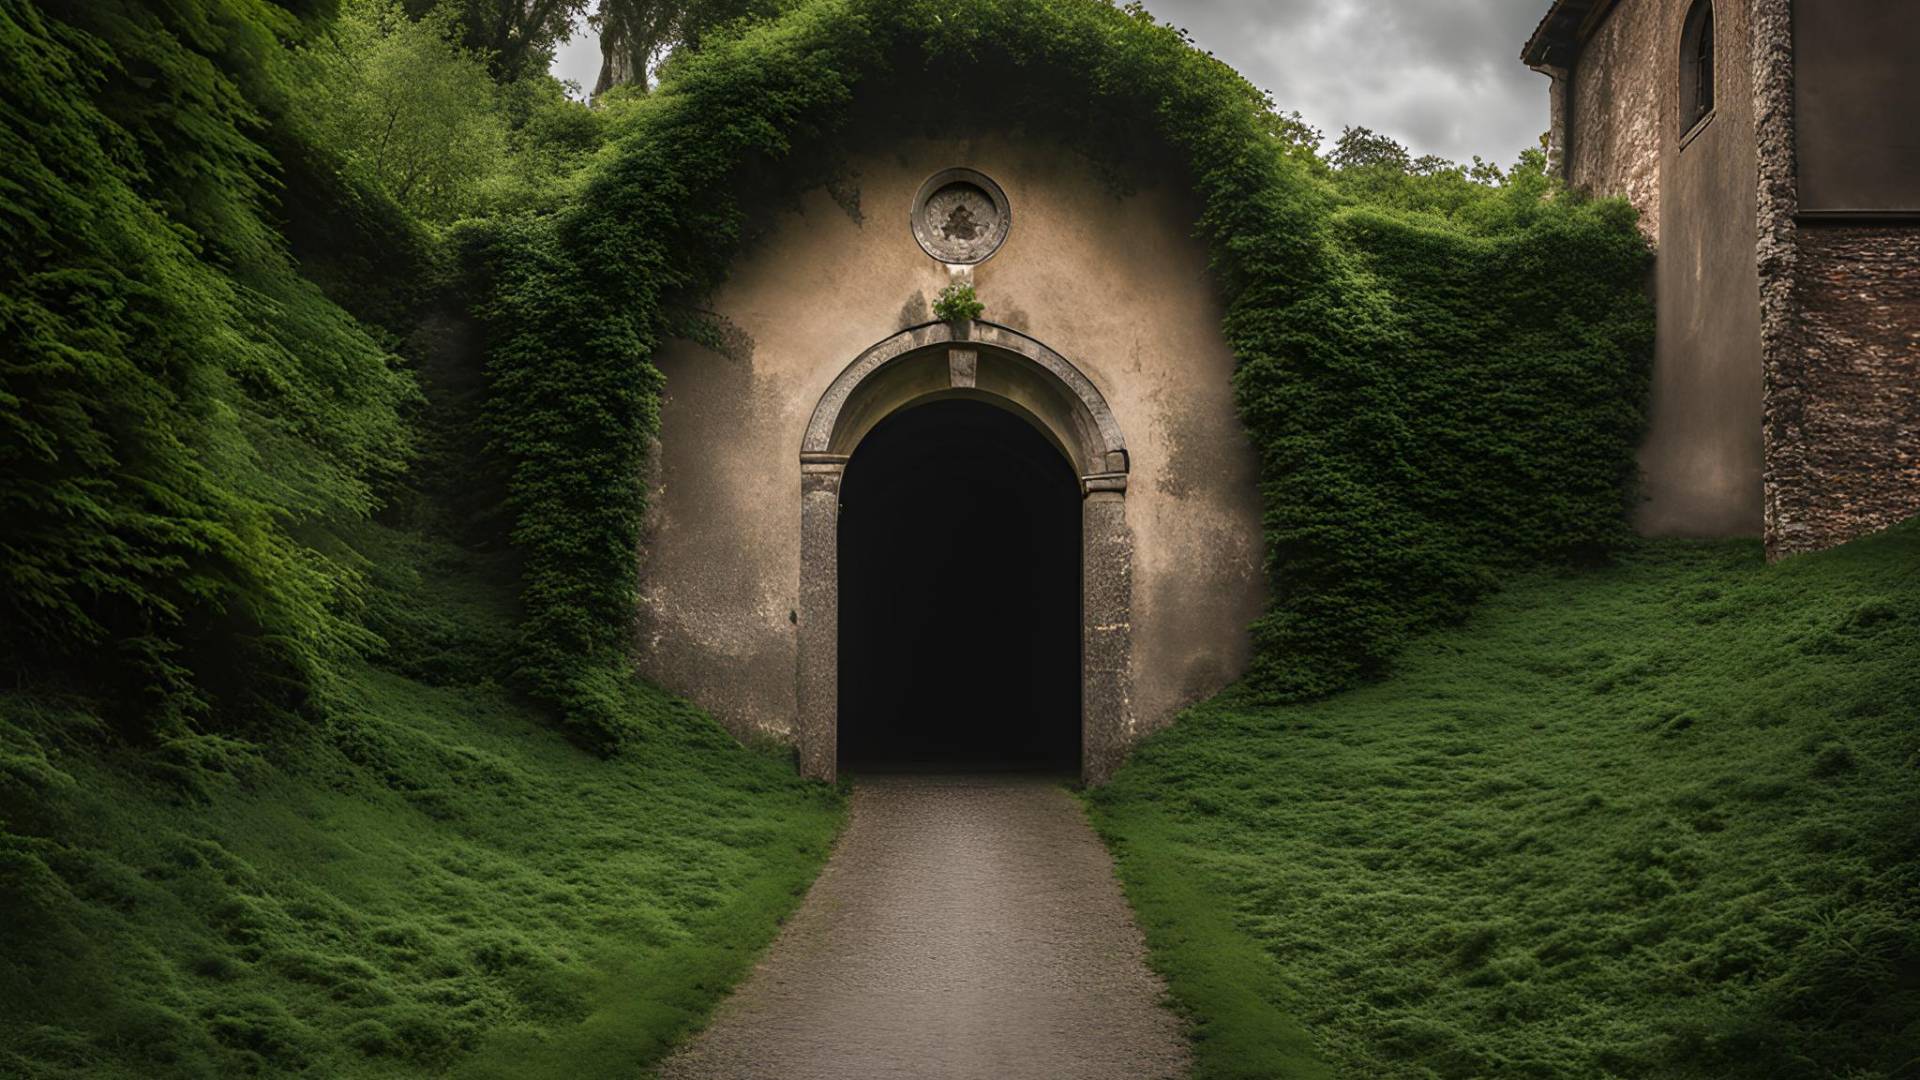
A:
[1569,0,1765,537]
[634,135,1265,747]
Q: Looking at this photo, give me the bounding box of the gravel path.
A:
[659,773,1190,1079]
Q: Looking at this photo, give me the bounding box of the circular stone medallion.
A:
[910,168,1011,265]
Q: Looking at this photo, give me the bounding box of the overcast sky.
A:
[550,0,1553,165]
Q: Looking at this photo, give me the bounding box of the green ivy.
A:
[471,0,1653,747]
[0,0,416,735]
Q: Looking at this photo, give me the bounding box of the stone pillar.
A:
[1080,480,1133,785]
[1750,0,1800,560]
[796,455,846,783]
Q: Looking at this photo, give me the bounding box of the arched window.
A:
[1680,0,1715,133]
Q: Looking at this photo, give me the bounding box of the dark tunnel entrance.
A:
[837,398,1082,773]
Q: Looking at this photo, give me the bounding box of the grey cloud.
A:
[1148,0,1551,162]
[549,1,1554,164]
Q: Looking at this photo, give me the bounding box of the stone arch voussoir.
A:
[795,321,1134,784]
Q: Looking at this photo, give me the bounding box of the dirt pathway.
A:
[658,773,1189,1079]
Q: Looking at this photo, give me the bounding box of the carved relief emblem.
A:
[940,202,982,241]
[911,169,1011,264]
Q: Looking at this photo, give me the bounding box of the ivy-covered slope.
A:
[469,0,1654,745]
[0,0,416,737]
[0,9,848,1076]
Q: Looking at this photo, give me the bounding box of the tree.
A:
[589,0,793,95]
[405,0,589,81]
[591,0,675,96]
[1328,125,1412,172]
[388,0,788,98]
[302,0,508,223]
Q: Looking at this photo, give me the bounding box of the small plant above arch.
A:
[933,283,985,322]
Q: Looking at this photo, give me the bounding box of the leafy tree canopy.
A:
[299,0,508,222]
[401,0,783,89]
[298,0,610,224]
[401,0,581,80]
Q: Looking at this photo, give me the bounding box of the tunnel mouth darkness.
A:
[837,398,1082,773]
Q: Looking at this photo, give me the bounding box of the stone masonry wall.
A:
[1568,0,1664,239]
[1764,226,1920,556]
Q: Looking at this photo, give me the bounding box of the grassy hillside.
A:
[1092,521,1920,1079]
[2,7,847,1076]
[0,534,843,1079]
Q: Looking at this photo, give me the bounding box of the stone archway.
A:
[797,320,1133,784]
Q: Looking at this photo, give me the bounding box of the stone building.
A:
[631,4,1920,786]
[635,141,1265,784]
[1523,0,1920,557]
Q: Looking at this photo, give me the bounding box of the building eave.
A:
[1522,0,1620,70]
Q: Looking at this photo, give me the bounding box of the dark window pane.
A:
[1680,1,1715,135]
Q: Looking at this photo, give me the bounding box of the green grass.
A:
[1092,522,1920,1079]
[0,532,843,1079]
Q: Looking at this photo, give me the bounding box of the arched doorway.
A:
[797,321,1133,784]
[837,399,1081,772]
